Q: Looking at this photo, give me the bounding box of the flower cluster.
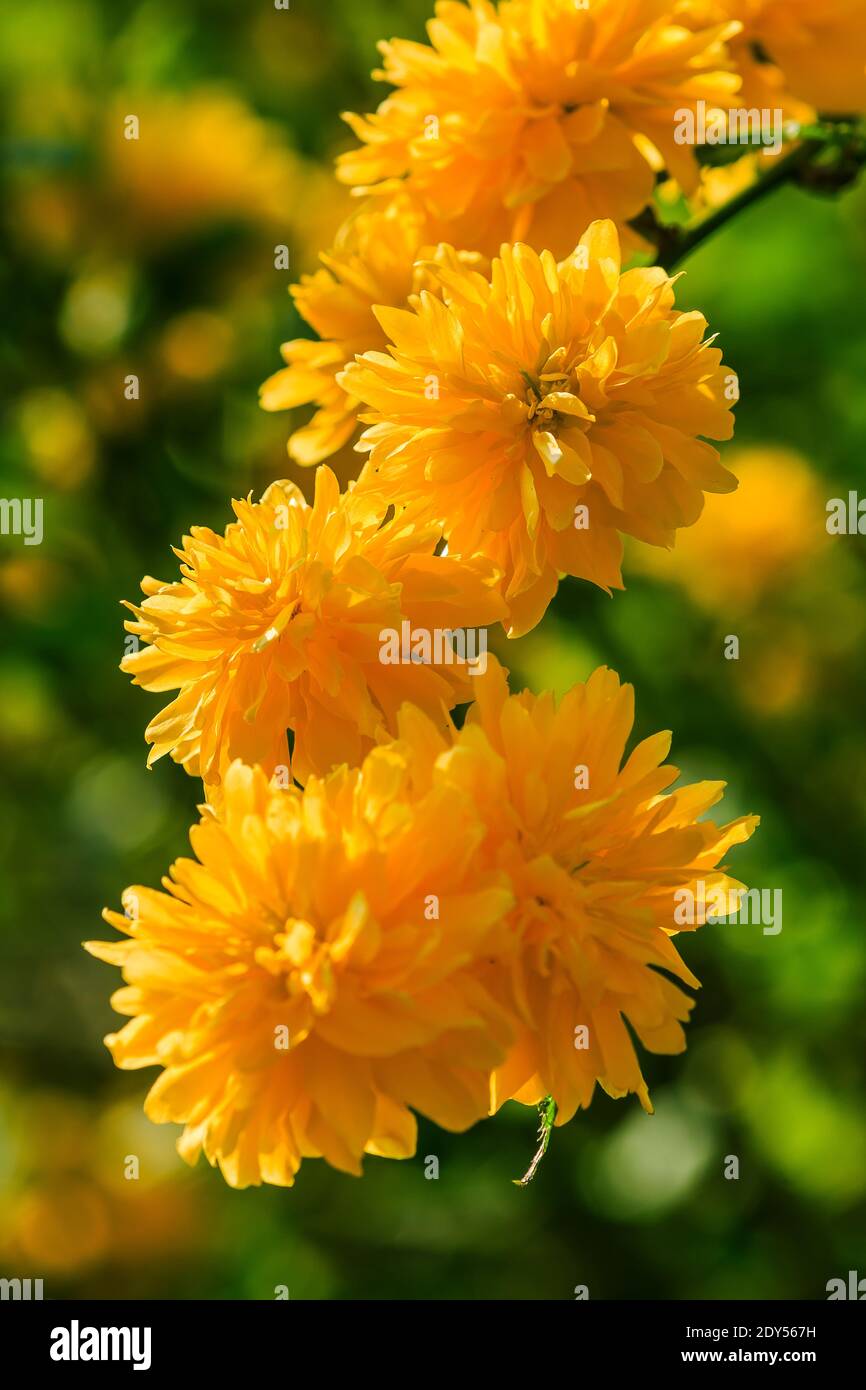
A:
[89,662,756,1186]
[121,465,504,786]
[263,0,865,469]
[98,0,866,1189]
[337,0,740,255]
[345,219,736,635]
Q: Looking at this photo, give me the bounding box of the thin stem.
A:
[514,1095,557,1187]
[658,138,822,271]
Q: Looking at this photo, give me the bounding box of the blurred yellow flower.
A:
[720,0,866,114]
[744,629,812,716]
[121,465,505,786]
[338,0,742,258]
[86,758,516,1188]
[160,311,235,382]
[428,658,758,1121]
[0,1086,204,1274]
[689,152,759,215]
[0,556,62,618]
[103,88,303,236]
[259,196,486,470]
[630,446,828,612]
[260,198,431,466]
[345,220,737,636]
[17,389,96,488]
[14,1181,111,1273]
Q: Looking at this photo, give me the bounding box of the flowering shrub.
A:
[89,0,866,1188]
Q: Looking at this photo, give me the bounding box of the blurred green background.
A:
[1,0,865,1300]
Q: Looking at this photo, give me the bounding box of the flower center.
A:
[527,394,554,428]
[523,370,575,432]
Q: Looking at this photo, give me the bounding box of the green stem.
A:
[658,137,823,271]
[514,1095,557,1187]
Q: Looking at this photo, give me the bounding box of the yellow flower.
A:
[629,445,829,611]
[403,657,758,1121]
[121,465,505,786]
[260,199,429,466]
[344,220,737,637]
[688,152,760,216]
[259,196,482,471]
[85,758,515,1188]
[338,0,741,259]
[720,0,866,114]
[88,660,758,1184]
[104,88,304,236]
